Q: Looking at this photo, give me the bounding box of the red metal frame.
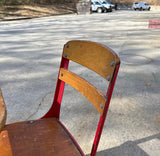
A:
[91,64,120,156]
[42,57,69,119]
[42,48,120,156]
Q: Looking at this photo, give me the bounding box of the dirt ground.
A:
[0,4,77,19]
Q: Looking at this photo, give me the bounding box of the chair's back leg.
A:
[90,64,120,156]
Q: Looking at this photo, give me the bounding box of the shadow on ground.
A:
[86,133,160,156]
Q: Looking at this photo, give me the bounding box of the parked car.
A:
[105,1,115,9]
[132,2,151,11]
[99,1,112,12]
[91,0,106,13]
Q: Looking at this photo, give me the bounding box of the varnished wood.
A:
[0,89,7,132]
[59,68,107,115]
[0,118,83,156]
[63,40,120,81]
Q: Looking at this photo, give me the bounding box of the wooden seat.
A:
[0,118,82,156]
[0,40,120,156]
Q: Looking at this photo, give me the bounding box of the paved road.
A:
[0,10,160,155]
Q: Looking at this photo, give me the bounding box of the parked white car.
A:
[99,1,112,12]
[132,2,151,11]
[91,1,105,13]
[105,1,115,9]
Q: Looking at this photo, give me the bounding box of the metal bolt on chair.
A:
[0,40,120,156]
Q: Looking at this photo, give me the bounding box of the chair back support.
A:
[59,68,106,115]
[43,40,120,156]
[63,40,118,80]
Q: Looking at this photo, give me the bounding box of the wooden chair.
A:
[0,40,120,156]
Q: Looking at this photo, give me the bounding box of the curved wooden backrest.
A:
[58,40,120,116]
[62,40,120,81]
[0,89,7,132]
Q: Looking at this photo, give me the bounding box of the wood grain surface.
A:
[0,118,83,156]
[59,68,107,115]
[63,40,120,81]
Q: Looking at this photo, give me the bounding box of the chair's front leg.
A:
[0,89,7,132]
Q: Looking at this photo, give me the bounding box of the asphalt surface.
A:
[0,10,160,155]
